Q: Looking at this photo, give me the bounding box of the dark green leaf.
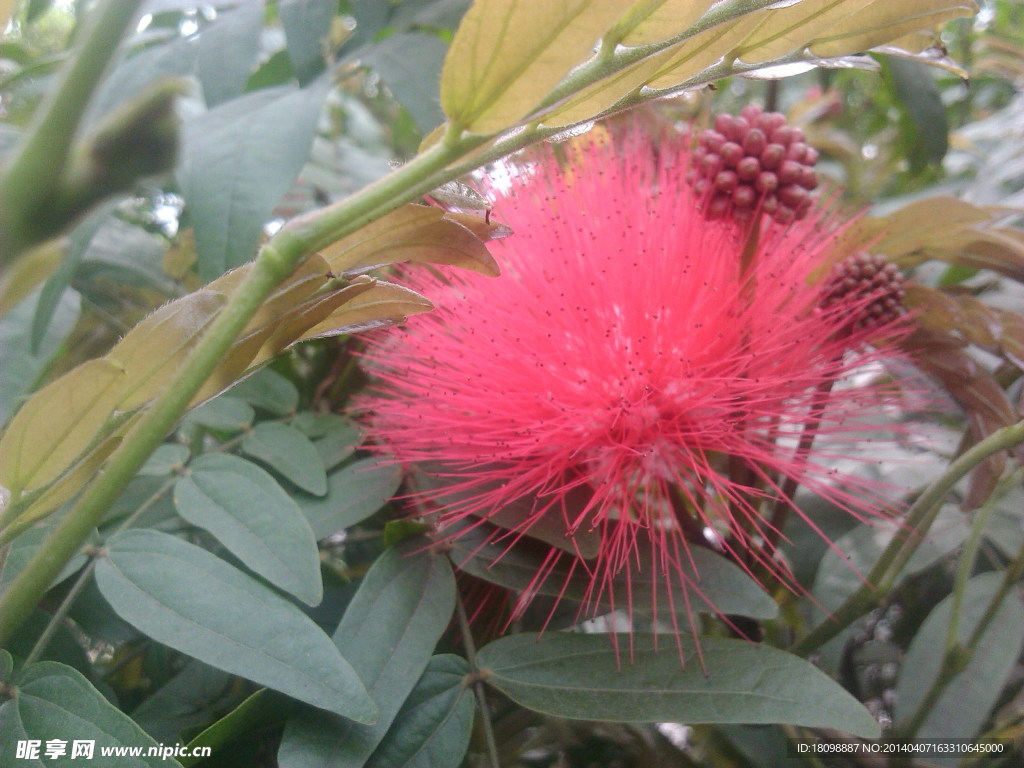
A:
[0,525,93,592]
[812,507,969,613]
[362,32,449,133]
[174,453,322,605]
[292,413,362,470]
[894,572,1024,741]
[180,79,329,280]
[246,49,295,90]
[365,654,473,768]
[138,443,190,476]
[298,457,401,539]
[809,507,969,672]
[183,689,293,767]
[242,422,328,496]
[0,662,179,768]
[198,1,265,106]
[0,650,12,683]
[228,367,300,416]
[881,55,949,171]
[278,546,456,767]
[280,0,336,84]
[451,520,778,620]
[477,633,880,738]
[95,530,376,723]
[184,396,254,432]
[29,204,110,353]
[6,610,97,682]
[346,0,393,49]
[131,660,233,743]
[0,285,79,423]
[86,35,197,127]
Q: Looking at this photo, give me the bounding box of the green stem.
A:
[0,139,468,644]
[789,419,1024,657]
[0,0,144,262]
[23,475,178,666]
[899,535,1024,741]
[896,488,998,739]
[455,592,501,768]
[529,0,784,120]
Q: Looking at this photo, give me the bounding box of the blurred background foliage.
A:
[1,1,1023,767]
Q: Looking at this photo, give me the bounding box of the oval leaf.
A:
[242,422,328,495]
[477,633,880,738]
[440,0,635,133]
[450,519,777,620]
[95,530,375,723]
[227,367,300,416]
[279,545,456,767]
[180,80,330,280]
[894,572,1024,740]
[365,655,474,768]
[0,662,178,768]
[174,453,322,605]
[297,457,402,540]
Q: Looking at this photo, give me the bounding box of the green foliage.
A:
[1,1,1022,767]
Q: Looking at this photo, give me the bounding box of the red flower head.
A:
[360,126,910,655]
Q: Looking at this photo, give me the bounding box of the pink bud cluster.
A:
[821,252,907,332]
[688,104,820,225]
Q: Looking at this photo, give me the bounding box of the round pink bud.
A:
[755,171,778,193]
[777,160,802,185]
[770,126,793,146]
[760,144,785,170]
[778,184,808,208]
[707,195,730,218]
[804,146,819,166]
[736,156,761,181]
[787,142,808,162]
[775,204,796,223]
[799,167,819,190]
[702,153,722,174]
[714,114,734,136]
[701,129,725,153]
[742,128,767,156]
[761,194,778,213]
[715,170,739,192]
[754,112,776,133]
[727,117,749,142]
[720,142,743,167]
[733,185,756,208]
[741,104,763,123]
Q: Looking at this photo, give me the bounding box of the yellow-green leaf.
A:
[297,281,434,341]
[0,359,124,496]
[808,0,977,59]
[736,0,875,63]
[543,10,767,127]
[440,0,634,133]
[318,204,501,277]
[110,290,227,410]
[610,0,715,46]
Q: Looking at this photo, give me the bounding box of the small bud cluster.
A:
[821,253,906,333]
[687,104,819,225]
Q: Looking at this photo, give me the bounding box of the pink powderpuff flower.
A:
[359,129,911,651]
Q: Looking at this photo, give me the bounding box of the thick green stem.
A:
[898,534,1024,740]
[790,419,1024,657]
[0,0,144,263]
[0,140,467,644]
